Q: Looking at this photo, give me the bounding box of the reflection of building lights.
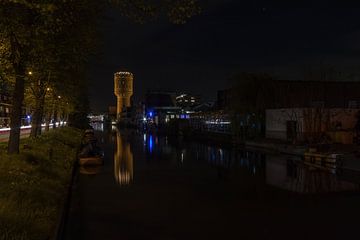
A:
[114,130,134,185]
[149,135,153,153]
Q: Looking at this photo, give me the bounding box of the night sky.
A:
[88,0,360,113]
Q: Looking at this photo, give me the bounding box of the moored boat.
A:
[79,156,104,166]
[78,128,104,166]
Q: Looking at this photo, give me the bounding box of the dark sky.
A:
[88,0,360,113]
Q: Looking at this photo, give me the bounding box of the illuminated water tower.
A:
[114,71,133,120]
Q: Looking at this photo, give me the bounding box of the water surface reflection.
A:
[114,129,133,185]
[138,132,360,194]
[65,128,360,240]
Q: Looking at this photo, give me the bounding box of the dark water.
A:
[64,125,360,240]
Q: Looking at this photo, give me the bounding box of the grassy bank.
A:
[0,127,82,240]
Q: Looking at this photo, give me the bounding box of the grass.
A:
[0,127,82,240]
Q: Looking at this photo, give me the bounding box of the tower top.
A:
[114,71,133,77]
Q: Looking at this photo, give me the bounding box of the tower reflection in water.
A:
[114,129,134,185]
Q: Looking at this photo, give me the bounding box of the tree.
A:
[0,1,37,153]
[228,72,277,139]
[0,0,202,154]
[110,0,201,24]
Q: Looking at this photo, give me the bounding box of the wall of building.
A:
[266,108,304,140]
[0,93,12,128]
[266,108,360,142]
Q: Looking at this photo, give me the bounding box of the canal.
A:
[64,125,360,240]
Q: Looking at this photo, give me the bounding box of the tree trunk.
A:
[45,113,51,132]
[8,65,25,154]
[30,94,45,138]
[53,108,58,129]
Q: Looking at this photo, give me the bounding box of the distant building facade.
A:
[144,91,182,126]
[217,80,360,111]
[263,80,360,143]
[266,108,360,143]
[0,92,11,128]
[216,80,360,142]
[175,93,201,109]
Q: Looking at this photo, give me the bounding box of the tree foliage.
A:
[111,0,201,24]
[0,0,202,153]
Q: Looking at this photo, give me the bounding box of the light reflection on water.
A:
[266,156,359,193]
[114,129,133,185]
[149,135,153,153]
[135,131,360,194]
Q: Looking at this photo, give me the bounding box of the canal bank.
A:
[0,127,82,240]
[64,126,360,240]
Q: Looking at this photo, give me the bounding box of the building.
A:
[114,71,134,120]
[273,80,360,109]
[217,80,360,111]
[144,91,182,126]
[192,102,215,112]
[216,89,232,111]
[0,92,31,128]
[0,92,11,128]
[264,80,360,143]
[175,93,201,109]
[215,80,360,142]
[266,108,360,143]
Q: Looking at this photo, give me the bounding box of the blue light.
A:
[27,115,31,120]
[149,135,153,153]
[148,111,153,117]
